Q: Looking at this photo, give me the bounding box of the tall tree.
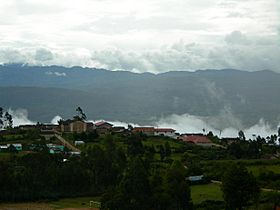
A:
[116,157,152,210]
[222,163,260,210]
[166,160,192,210]
[0,108,13,129]
[165,142,171,157]
[76,106,87,120]
[4,112,13,128]
[238,130,246,141]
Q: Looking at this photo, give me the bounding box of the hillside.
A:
[1,64,280,127]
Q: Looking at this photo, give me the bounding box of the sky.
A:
[0,0,279,73]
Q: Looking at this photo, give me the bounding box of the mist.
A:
[8,108,278,139]
[155,114,277,139]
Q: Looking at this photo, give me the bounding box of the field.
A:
[191,183,223,204]
[49,197,100,209]
[248,165,280,176]
[0,197,101,210]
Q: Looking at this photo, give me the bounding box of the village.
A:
[0,114,231,155]
[0,112,280,209]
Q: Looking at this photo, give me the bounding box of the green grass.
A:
[49,196,101,209]
[143,137,182,149]
[248,165,280,176]
[191,183,223,204]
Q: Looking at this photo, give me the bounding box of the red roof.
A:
[154,128,175,132]
[95,121,113,127]
[180,135,212,144]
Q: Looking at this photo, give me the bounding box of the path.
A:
[55,134,81,152]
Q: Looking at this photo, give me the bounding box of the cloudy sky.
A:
[0,0,279,73]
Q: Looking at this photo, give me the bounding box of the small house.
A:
[154,128,176,138]
[95,121,113,134]
[133,127,155,136]
[59,116,94,133]
[179,134,213,146]
[7,144,23,151]
[74,140,85,146]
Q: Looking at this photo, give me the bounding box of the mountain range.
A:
[1,64,280,129]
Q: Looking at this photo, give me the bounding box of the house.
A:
[11,144,23,151]
[221,137,239,145]
[154,128,176,138]
[179,134,213,146]
[112,126,126,134]
[133,127,176,137]
[69,151,81,156]
[95,121,113,135]
[74,141,85,146]
[59,116,94,133]
[188,175,204,182]
[46,144,64,154]
[0,145,8,151]
[1,144,22,151]
[133,127,155,136]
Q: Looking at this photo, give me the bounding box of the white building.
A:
[154,128,176,138]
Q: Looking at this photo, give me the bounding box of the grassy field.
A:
[0,203,53,210]
[191,183,223,204]
[50,197,101,209]
[248,165,280,176]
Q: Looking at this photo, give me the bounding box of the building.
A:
[1,144,23,151]
[112,126,126,134]
[133,127,155,136]
[179,134,213,146]
[47,144,65,154]
[95,121,113,135]
[221,137,239,145]
[0,145,8,151]
[18,124,37,130]
[74,141,85,146]
[188,175,204,182]
[154,128,176,138]
[59,116,94,133]
[133,127,176,137]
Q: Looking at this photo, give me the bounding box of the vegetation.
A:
[221,163,260,210]
[1,127,280,209]
[0,107,13,129]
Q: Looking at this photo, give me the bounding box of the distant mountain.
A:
[1,64,280,128]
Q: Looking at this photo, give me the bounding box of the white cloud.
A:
[154,113,278,138]
[8,108,35,126]
[46,71,67,77]
[0,0,278,72]
[51,115,62,124]
[6,108,278,139]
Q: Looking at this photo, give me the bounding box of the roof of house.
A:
[95,121,113,127]
[133,127,155,132]
[180,135,212,144]
[154,128,175,132]
[188,175,204,182]
[59,116,85,125]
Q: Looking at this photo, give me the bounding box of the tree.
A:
[166,160,193,210]
[4,112,13,128]
[103,157,152,210]
[76,106,87,120]
[0,107,3,129]
[238,130,246,141]
[164,142,171,157]
[127,134,144,156]
[221,163,260,210]
[0,108,13,129]
[159,145,165,161]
